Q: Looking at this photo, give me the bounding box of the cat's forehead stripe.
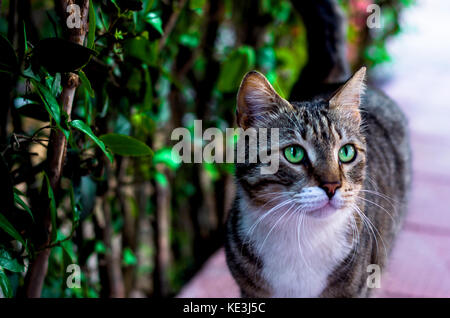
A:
[290,106,340,145]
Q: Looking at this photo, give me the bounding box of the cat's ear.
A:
[237,71,293,129]
[329,66,366,111]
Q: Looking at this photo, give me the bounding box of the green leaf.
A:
[123,37,157,65]
[23,21,28,54]
[33,38,97,73]
[114,29,123,40]
[69,120,114,163]
[21,65,39,80]
[0,268,12,298]
[179,33,200,48]
[31,79,61,124]
[145,12,163,35]
[257,46,276,70]
[217,46,256,92]
[143,65,153,110]
[154,171,168,188]
[100,133,153,157]
[130,112,155,136]
[0,249,25,273]
[69,183,81,224]
[61,240,75,264]
[0,213,25,245]
[152,148,180,170]
[32,79,70,140]
[13,189,33,221]
[87,0,96,49]
[78,70,94,98]
[43,173,58,243]
[203,162,220,181]
[364,42,391,65]
[122,247,137,266]
[51,72,62,96]
[94,241,106,254]
[189,0,206,14]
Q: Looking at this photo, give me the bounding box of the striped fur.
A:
[225,70,411,297]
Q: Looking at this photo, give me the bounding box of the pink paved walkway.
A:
[178,0,450,298]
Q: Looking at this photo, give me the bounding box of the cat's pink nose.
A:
[320,182,341,199]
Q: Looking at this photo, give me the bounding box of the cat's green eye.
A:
[338,144,356,163]
[284,145,305,164]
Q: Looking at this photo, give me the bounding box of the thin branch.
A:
[22,0,90,298]
[158,0,188,51]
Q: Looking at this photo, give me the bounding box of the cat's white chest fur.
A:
[241,203,352,297]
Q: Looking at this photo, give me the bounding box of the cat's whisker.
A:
[296,208,312,270]
[352,203,388,260]
[347,212,360,266]
[242,197,299,261]
[258,191,296,200]
[345,189,396,225]
[351,204,379,258]
[258,202,297,254]
[365,175,381,193]
[359,189,399,205]
[257,192,295,210]
[246,198,294,233]
[354,194,396,225]
[353,212,361,248]
[253,204,299,266]
[242,198,294,248]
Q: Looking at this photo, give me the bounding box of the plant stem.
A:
[23,0,90,298]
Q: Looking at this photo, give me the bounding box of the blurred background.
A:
[1,0,448,299]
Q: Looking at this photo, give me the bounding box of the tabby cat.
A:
[225,67,411,297]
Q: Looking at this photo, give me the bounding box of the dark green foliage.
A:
[69,120,114,162]
[0,34,19,74]
[33,38,97,73]
[100,133,153,157]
